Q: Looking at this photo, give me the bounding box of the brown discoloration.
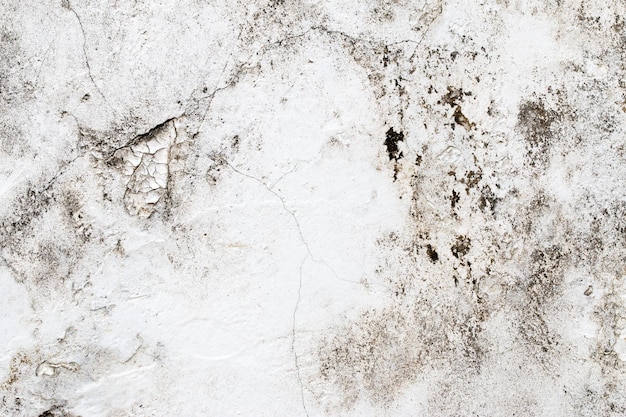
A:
[1,352,32,389]
[3,0,626,415]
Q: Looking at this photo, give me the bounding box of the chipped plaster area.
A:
[1,0,626,416]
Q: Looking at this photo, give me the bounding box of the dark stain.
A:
[452,106,474,130]
[442,86,466,107]
[460,169,482,193]
[609,201,626,241]
[451,235,471,259]
[0,28,34,105]
[384,127,404,161]
[316,297,487,410]
[478,185,499,215]
[450,189,460,210]
[382,46,390,67]
[0,183,54,244]
[205,152,226,186]
[231,134,240,151]
[61,190,92,243]
[527,245,565,305]
[426,244,439,263]
[37,406,79,417]
[440,87,475,130]
[0,176,94,287]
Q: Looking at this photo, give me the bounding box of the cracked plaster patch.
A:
[108,119,177,218]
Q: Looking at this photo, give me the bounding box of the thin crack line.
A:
[122,334,144,364]
[35,40,55,84]
[66,1,117,114]
[195,28,244,135]
[408,7,442,61]
[269,162,301,189]
[188,27,314,135]
[292,255,310,417]
[181,24,423,142]
[107,117,180,157]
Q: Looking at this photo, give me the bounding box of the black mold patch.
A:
[441,86,474,130]
[442,86,466,107]
[450,189,460,210]
[460,169,482,194]
[384,127,404,161]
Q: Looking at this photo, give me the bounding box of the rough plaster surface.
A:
[2,0,626,416]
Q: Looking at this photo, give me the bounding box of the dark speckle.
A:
[452,106,474,131]
[451,235,471,259]
[450,190,460,210]
[426,244,439,263]
[442,86,465,107]
[478,185,499,215]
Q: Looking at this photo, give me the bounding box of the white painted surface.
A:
[1,0,626,416]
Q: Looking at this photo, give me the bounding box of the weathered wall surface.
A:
[1,0,626,416]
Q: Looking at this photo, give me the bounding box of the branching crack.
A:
[224,161,364,415]
[224,161,361,285]
[225,161,314,255]
[228,160,311,415]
